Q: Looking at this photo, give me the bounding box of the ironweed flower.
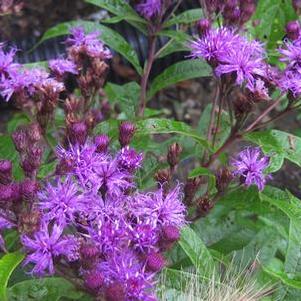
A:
[49,58,78,77]
[231,147,270,191]
[136,0,162,20]
[21,221,79,276]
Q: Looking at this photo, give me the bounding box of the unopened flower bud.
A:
[167,143,182,168]
[162,225,180,242]
[68,121,88,145]
[216,167,233,192]
[240,2,256,23]
[197,196,213,215]
[184,177,201,206]
[101,100,111,118]
[293,0,301,13]
[0,183,20,202]
[26,123,42,143]
[119,121,136,147]
[18,210,41,234]
[197,19,211,35]
[12,127,27,153]
[146,252,165,272]
[94,134,110,153]
[286,20,301,40]
[154,169,171,185]
[84,270,104,292]
[20,179,39,199]
[233,93,252,118]
[0,160,12,184]
[105,282,126,301]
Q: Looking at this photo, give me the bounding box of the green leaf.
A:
[0,251,24,301]
[39,21,142,75]
[252,0,296,52]
[147,60,211,99]
[104,81,140,118]
[245,130,301,172]
[23,61,48,70]
[8,277,89,301]
[85,0,147,33]
[163,8,203,27]
[136,118,210,149]
[37,161,56,179]
[178,226,215,276]
[188,167,216,192]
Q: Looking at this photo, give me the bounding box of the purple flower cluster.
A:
[190,27,268,95]
[136,0,162,20]
[20,137,186,300]
[231,147,270,191]
[278,27,301,98]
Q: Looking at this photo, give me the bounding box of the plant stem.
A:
[244,96,283,133]
[137,33,157,117]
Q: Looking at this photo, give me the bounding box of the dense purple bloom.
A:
[190,27,267,92]
[231,147,270,191]
[279,38,301,73]
[279,70,301,97]
[0,46,18,76]
[21,221,79,276]
[215,41,266,91]
[49,58,78,76]
[38,176,83,225]
[190,27,240,64]
[117,146,143,171]
[67,27,112,59]
[131,184,186,227]
[136,0,161,19]
[98,251,156,300]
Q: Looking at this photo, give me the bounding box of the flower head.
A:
[21,221,79,276]
[279,38,301,73]
[38,176,83,225]
[67,27,112,60]
[231,147,270,191]
[0,210,15,250]
[49,58,78,76]
[136,0,161,19]
[117,146,143,171]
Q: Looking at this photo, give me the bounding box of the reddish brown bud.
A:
[233,93,252,118]
[167,143,182,168]
[0,160,12,184]
[216,167,233,192]
[0,183,20,202]
[119,121,136,147]
[20,179,39,199]
[68,121,88,145]
[197,19,211,35]
[94,134,110,153]
[26,123,42,143]
[12,126,27,153]
[162,225,180,242]
[154,169,171,185]
[184,177,201,206]
[105,282,126,301]
[18,210,41,234]
[286,20,301,40]
[84,270,104,292]
[146,252,165,272]
[196,196,214,215]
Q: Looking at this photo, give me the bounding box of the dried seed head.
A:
[216,167,234,192]
[18,210,41,234]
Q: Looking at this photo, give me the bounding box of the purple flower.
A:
[190,27,241,64]
[98,251,156,300]
[49,58,78,76]
[279,70,301,97]
[56,142,108,191]
[38,176,83,225]
[231,147,270,191]
[136,0,161,19]
[131,184,186,227]
[117,146,143,171]
[67,27,112,59]
[215,41,266,91]
[0,46,18,76]
[279,38,301,72]
[21,221,79,276]
[96,159,134,198]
